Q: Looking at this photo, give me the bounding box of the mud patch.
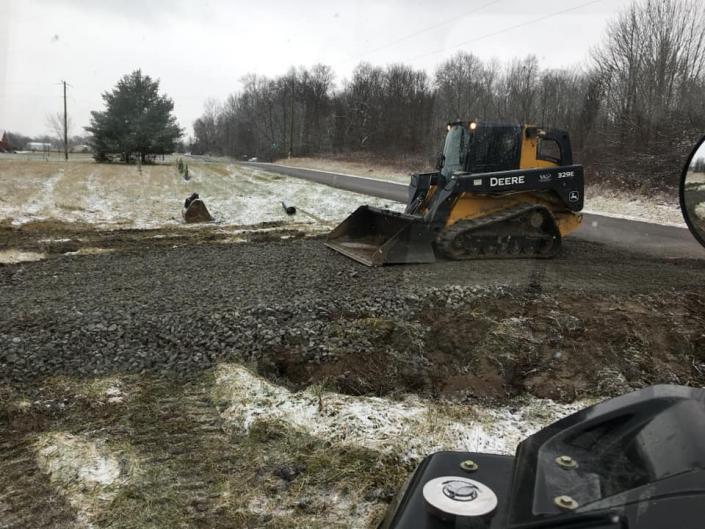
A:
[0,220,315,260]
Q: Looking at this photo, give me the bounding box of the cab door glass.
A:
[537,138,561,164]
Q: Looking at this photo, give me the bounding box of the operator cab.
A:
[440,120,573,180]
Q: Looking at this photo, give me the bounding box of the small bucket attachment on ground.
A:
[182,199,213,223]
[325,206,436,266]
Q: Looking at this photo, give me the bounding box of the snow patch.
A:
[83,376,126,404]
[104,383,124,403]
[35,433,123,486]
[584,187,684,227]
[0,249,47,263]
[34,432,132,527]
[694,202,705,221]
[64,247,114,257]
[686,171,705,184]
[214,364,587,461]
[15,170,63,223]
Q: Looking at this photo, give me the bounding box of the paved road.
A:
[242,162,705,259]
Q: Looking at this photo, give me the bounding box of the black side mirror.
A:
[681,135,705,251]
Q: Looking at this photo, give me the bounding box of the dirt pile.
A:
[270,287,705,401]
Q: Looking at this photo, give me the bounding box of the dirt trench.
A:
[267,288,705,402]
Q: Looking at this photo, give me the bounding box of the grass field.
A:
[0,154,400,231]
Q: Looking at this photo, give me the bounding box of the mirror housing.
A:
[680,135,705,251]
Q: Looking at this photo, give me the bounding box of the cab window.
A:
[538,138,562,164]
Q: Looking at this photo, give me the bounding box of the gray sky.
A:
[1,0,634,137]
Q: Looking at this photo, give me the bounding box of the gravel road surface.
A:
[3,234,705,395]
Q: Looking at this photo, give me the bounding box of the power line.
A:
[409,0,603,62]
[349,0,503,62]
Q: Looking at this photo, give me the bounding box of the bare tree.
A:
[592,0,705,187]
[46,112,72,150]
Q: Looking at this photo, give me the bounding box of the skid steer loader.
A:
[326,121,584,266]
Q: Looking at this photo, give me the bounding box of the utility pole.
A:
[288,75,295,159]
[62,80,68,161]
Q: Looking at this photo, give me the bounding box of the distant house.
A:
[25,142,52,152]
[71,144,91,153]
[0,131,10,152]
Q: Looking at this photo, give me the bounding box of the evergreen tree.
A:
[86,70,182,162]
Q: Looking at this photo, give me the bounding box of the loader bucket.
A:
[325,206,437,266]
[182,198,213,223]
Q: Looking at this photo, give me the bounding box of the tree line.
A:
[193,0,705,190]
[0,131,91,152]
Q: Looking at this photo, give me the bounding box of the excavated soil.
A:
[0,220,310,256]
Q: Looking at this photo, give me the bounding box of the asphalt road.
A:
[242,161,705,260]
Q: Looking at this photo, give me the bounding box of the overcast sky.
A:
[1,0,635,138]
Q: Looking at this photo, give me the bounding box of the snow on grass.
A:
[3,156,684,232]
[45,375,129,406]
[204,164,401,231]
[20,169,63,221]
[695,202,705,221]
[212,363,589,527]
[213,364,588,462]
[92,377,126,403]
[105,385,124,403]
[584,185,684,227]
[0,159,400,232]
[34,432,134,527]
[64,247,114,257]
[0,249,47,263]
[686,171,705,184]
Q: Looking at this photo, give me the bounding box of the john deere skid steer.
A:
[326,121,584,266]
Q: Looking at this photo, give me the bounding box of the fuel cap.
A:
[422,476,498,520]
